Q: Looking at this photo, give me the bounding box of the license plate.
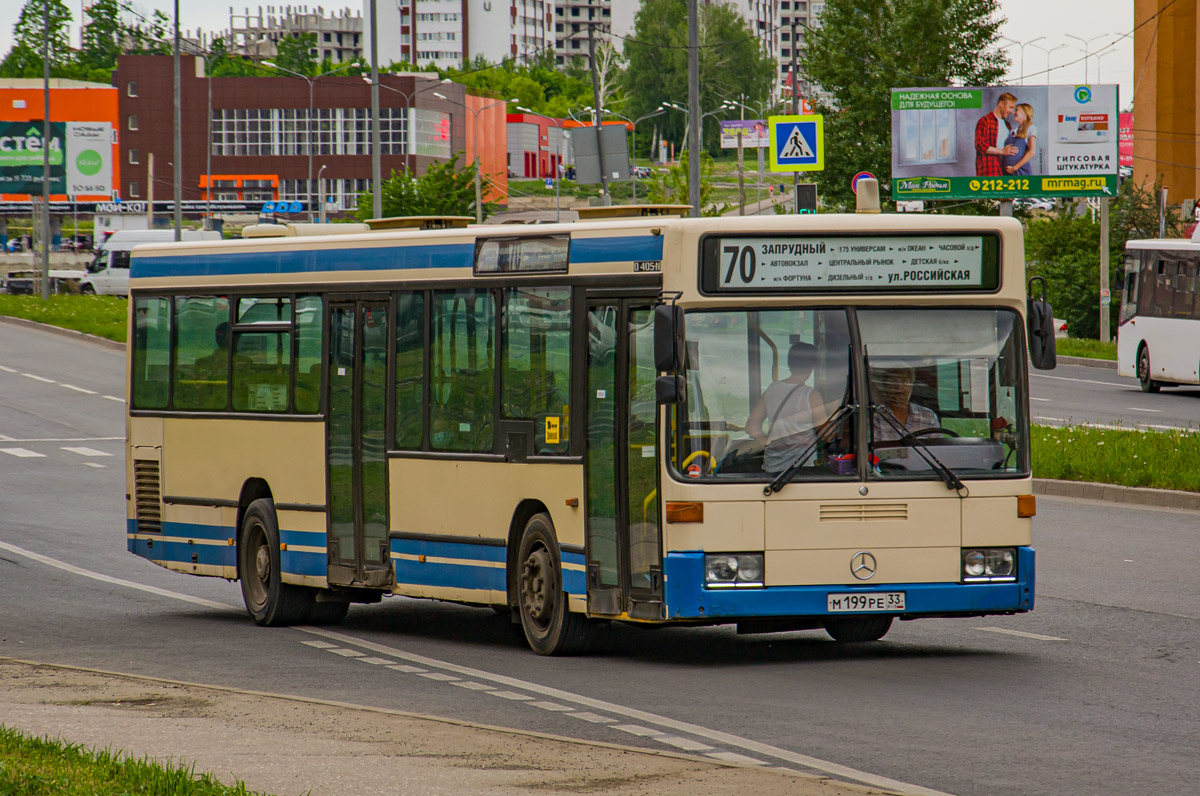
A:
[827,592,905,612]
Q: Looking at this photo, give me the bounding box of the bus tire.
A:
[823,615,893,642]
[1137,344,1160,393]
[238,498,312,626]
[517,513,589,655]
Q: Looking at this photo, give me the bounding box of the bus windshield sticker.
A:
[711,235,990,291]
[475,235,570,274]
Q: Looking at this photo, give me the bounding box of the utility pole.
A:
[369,0,382,217]
[147,153,154,229]
[790,20,800,214]
[687,0,700,218]
[1099,197,1110,342]
[173,0,182,241]
[40,0,50,299]
[586,22,611,206]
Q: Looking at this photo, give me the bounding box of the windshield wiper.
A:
[870,404,967,494]
[764,403,856,496]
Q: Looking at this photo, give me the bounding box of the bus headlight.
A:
[705,554,764,587]
[961,548,1016,582]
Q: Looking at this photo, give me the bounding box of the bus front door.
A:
[326,300,392,589]
[585,300,663,619]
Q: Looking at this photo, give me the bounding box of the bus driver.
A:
[870,365,939,441]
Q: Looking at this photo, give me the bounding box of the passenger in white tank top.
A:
[746,342,829,472]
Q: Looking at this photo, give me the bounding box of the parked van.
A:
[81,230,221,295]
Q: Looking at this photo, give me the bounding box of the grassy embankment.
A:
[0,726,264,796]
[2,298,1193,491]
[0,295,126,343]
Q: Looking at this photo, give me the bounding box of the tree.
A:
[78,0,123,72]
[801,0,1008,208]
[644,150,726,216]
[274,32,318,76]
[623,0,775,153]
[0,0,74,78]
[124,8,172,55]
[353,153,496,221]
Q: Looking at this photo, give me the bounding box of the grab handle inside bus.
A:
[1026,276,1057,371]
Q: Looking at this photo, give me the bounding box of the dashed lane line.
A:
[83,462,106,469]
[60,384,97,395]
[0,365,16,373]
[1126,407,1162,413]
[103,395,125,403]
[61,447,112,457]
[0,448,44,458]
[975,627,1065,642]
[0,437,122,443]
[21,373,54,383]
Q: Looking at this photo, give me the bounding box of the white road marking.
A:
[4,541,954,796]
[60,384,97,395]
[708,751,768,765]
[1034,417,1196,433]
[0,448,44,458]
[385,664,427,674]
[490,690,533,700]
[301,640,337,649]
[452,681,494,691]
[1126,407,1162,413]
[1031,372,1129,388]
[83,462,106,469]
[21,373,54,383]
[61,447,112,457]
[0,540,235,613]
[657,735,714,752]
[0,436,121,443]
[975,627,1065,642]
[417,672,461,682]
[301,627,956,796]
[529,701,573,711]
[103,395,125,403]
[1029,397,1051,402]
[0,434,11,441]
[615,724,662,737]
[327,648,364,657]
[356,657,396,665]
[0,365,16,373]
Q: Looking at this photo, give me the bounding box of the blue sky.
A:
[0,0,1135,103]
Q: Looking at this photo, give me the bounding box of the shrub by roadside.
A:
[1033,424,1200,492]
[0,295,126,343]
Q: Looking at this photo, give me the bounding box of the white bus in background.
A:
[1118,226,1200,392]
[81,230,221,296]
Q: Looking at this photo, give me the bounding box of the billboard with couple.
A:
[890,84,1119,201]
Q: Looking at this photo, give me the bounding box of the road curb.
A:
[0,315,124,352]
[1055,354,1117,370]
[1034,478,1200,511]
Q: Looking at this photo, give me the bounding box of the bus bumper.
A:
[662,546,1035,620]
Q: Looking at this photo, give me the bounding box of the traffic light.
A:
[796,182,817,214]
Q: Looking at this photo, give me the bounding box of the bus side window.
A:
[501,287,571,455]
[395,292,425,449]
[294,296,322,413]
[172,297,231,411]
[431,289,495,453]
[132,297,170,409]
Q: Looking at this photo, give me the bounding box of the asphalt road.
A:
[1030,361,1200,431]
[1,321,1198,796]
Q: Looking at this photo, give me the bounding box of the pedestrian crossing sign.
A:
[769,114,824,172]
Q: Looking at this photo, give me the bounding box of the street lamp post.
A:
[517,107,565,221]
[999,35,1045,82]
[726,97,786,214]
[367,77,452,217]
[599,107,666,204]
[433,92,514,223]
[317,164,328,222]
[1066,33,1119,83]
[1028,41,1068,85]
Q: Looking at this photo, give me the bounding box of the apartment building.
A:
[228,5,364,63]
[369,0,554,70]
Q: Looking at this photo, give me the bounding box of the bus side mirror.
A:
[1027,276,1057,370]
[656,374,684,405]
[654,304,684,373]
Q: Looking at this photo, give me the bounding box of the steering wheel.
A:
[910,427,960,438]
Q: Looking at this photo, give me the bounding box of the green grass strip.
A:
[0,725,265,796]
[1033,423,1200,492]
[1055,338,1117,361]
[0,295,127,343]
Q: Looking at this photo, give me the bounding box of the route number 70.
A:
[723,245,757,284]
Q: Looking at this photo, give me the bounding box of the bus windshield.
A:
[672,307,1027,481]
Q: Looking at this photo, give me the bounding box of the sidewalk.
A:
[0,659,891,796]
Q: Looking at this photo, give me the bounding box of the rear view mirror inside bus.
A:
[1026,276,1057,371]
[654,304,684,373]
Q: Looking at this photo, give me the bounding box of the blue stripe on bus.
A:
[662,547,1036,619]
[127,519,328,577]
[568,236,664,264]
[560,548,586,596]
[389,537,586,597]
[132,234,661,279]
[132,243,474,279]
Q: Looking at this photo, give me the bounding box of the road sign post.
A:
[768,115,824,175]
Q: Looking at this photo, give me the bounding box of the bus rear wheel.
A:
[517,513,590,655]
[823,615,893,642]
[239,498,312,626]
[1137,345,1160,393]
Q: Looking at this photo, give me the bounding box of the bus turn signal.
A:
[1017,495,1036,518]
[666,502,704,523]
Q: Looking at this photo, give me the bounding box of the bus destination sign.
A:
[709,235,993,292]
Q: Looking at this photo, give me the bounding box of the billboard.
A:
[0,121,65,194]
[65,122,113,197]
[890,85,1119,200]
[1119,112,1133,169]
[720,120,768,149]
[572,124,630,185]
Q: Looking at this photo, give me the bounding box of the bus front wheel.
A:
[238,498,312,626]
[517,513,590,655]
[823,615,893,642]
[1137,345,1160,393]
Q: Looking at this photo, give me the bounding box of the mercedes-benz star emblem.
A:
[850,551,877,580]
